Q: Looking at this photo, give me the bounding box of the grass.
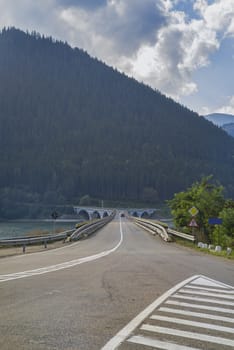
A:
[175,238,234,260]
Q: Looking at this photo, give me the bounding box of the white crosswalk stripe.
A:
[172,293,234,306]
[166,299,234,314]
[158,307,234,323]
[102,275,234,349]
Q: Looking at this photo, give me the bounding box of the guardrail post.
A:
[22,244,26,253]
[44,240,47,249]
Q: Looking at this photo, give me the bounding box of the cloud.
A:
[194,0,234,36]
[56,0,107,10]
[0,0,233,109]
[200,95,234,116]
[58,0,234,101]
[216,96,234,115]
[59,0,167,56]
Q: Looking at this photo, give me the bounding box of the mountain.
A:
[205,113,234,127]
[0,27,234,213]
[222,123,234,138]
[205,113,234,138]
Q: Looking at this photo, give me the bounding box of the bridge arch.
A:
[103,211,109,218]
[92,210,101,219]
[77,209,90,221]
[141,211,150,219]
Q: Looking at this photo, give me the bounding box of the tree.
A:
[212,208,234,248]
[168,176,225,241]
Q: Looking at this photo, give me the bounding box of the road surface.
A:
[0,216,233,349]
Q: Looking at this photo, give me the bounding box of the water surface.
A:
[0,220,78,239]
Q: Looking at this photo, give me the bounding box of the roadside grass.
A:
[175,238,234,260]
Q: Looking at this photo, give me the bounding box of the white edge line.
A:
[101,275,202,350]
[0,217,123,283]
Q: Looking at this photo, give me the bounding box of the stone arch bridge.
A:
[73,207,157,220]
[73,207,114,220]
[127,208,157,218]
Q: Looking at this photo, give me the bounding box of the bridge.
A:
[73,207,157,220]
[128,208,157,218]
[73,206,113,220]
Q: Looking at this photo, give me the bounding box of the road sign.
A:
[208,218,222,225]
[189,206,199,216]
[189,218,198,227]
[51,211,59,220]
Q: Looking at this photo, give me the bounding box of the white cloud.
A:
[216,96,234,115]
[126,3,221,99]
[201,96,234,116]
[194,0,234,36]
[0,0,233,110]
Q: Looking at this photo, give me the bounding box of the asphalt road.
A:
[0,216,233,350]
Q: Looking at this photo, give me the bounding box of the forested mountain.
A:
[222,123,234,138]
[205,113,234,127]
[0,27,234,216]
[205,113,234,138]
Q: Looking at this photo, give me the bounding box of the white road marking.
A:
[102,275,234,349]
[101,275,204,350]
[150,314,234,333]
[0,217,123,283]
[191,276,232,288]
[158,307,234,323]
[141,324,234,347]
[183,285,234,294]
[127,335,201,350]
[166,300,234,314]
[173,293,234,306]
[179,288,234,299]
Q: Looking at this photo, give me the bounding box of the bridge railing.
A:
[130,217,171,242]
[0,211,116,252]
[130,217,195,242]
[70,211,116,241]
[167,228,195,242]
[0,229,74,247]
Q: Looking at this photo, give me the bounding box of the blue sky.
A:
[0,0,233,115]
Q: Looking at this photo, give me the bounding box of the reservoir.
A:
[0,220,79,239]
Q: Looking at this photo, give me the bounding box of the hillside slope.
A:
[223,123,234,138]
[0,27,234,206]
[205,113,234,138]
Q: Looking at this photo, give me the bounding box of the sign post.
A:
[51,211,59,234]
[188,206,199,242]
[189,206,199,217]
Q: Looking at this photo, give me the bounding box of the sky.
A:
[0,0,233,115]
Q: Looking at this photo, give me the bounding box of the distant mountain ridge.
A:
[205,113,234,137]
[0,27,234,208]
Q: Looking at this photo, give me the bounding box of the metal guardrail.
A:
[131,217,195,242]
[131,217,170,242]
[70,211,115,241]
[168,228,195,242]
[0,212,115,253]
[0,229,74,247]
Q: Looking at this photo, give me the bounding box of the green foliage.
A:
[0,27,234,215]
[212,208,234,248]
[168,176,225,241]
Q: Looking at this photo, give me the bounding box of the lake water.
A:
[0,220,79,239]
